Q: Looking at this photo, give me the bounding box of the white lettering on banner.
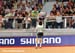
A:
[49,37,61,44]
[43,37,61,44]
[32,38,35,44]
[0,37,61,45]
[55,37,61,43]
[49,38,55,44]
[20,37,61,44]
[43,38,48,44]
[0,39,15,45]
[20,38,35,44]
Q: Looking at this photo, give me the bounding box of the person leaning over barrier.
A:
[23,12,32,29]
[0,15,3,29]
[72,12,75,28]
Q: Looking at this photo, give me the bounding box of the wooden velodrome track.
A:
[0,46,75,53]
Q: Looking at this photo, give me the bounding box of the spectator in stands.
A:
[37,3,43,12]
[0,0,3,7]
[55,0,59,7]
[59,2,65,15]
[69,6,73,15]
[12,0,17,9]
[31,8,39,28]
[25,2,32,13]
[4,10,14,29]
[7,10,15,29]
[63,7,72,28]
[73,7,75,13]
[6,1,14,9]
[46,11,56,28]
[54,0,60,11]
[0,15,3,29]
[55,11,63,28]
[31,7,39,17]
[0,7,5,17]
[17,1,23,11]
[21,3,26,11]
[15,14,23,29]
[72,12,75,28]
[74,2,75,7]
[21,10,26,17]
[67,0,74,8]
[23,12,32,29]
[51,7,57,15]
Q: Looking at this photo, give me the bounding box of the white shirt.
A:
[25,7,32,13]
[36,24,44,33]
[73,15,75,20]
[24,17,31,23]
[56,16,63,23]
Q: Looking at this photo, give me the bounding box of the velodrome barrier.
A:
[0,29,75,46]
[0,29,75,37]
[0,35,75,46]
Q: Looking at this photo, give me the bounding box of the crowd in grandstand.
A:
[0,0,43,29]
[46,0,75,28]
[0,0,75,29]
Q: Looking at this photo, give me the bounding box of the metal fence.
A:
[1,16,75,29]
[44,16,75,29]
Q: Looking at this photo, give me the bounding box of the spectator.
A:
[55,11,63,28]
[25,2,32,13]
[21,3,26,10]
[12,0,17,9]
[37,3,43,12]
[4,11,14,29]
[31,8,39,28]
[23,12,32,29]
[0,0,3,9]
[46,11,56,28]
[54,0,60,11]
[73,7,75,13]
[72,12,75,28]
[5,7,10,14]
[0,7,5,17]
[67,0,74,8]
[0,15,3,29]
[31,7,39,17]
[15,14,23,29]
[17,1,23,11]
[51,7,57,15]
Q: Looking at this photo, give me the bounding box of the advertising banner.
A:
[0,35,75,46]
